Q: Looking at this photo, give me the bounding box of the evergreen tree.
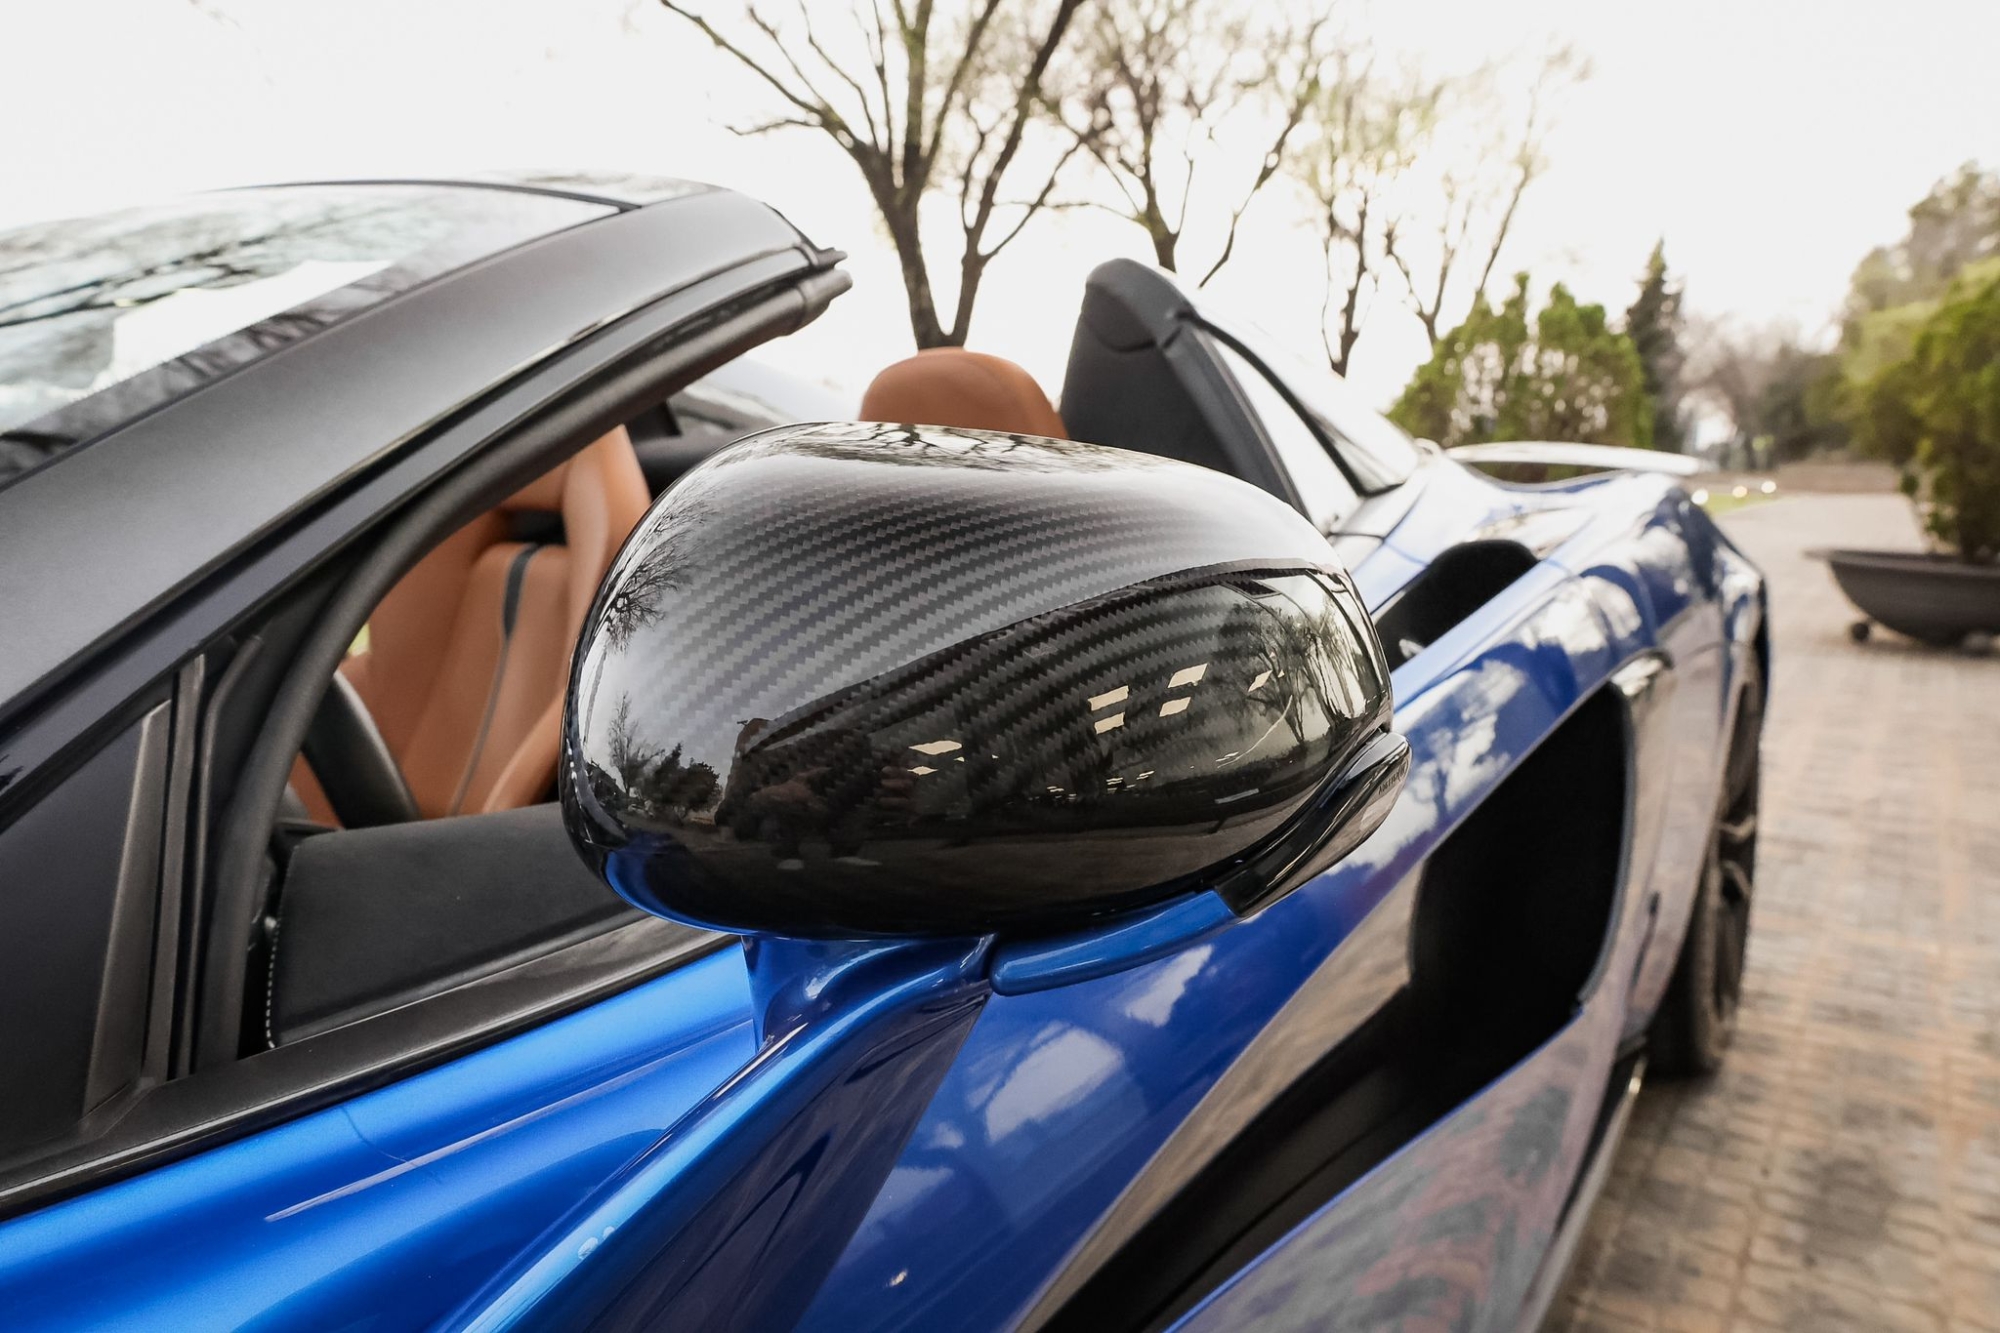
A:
[1391,273,1653,448]
[1624,240,1686,451]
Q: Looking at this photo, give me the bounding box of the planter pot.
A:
[1819,548,2000,648]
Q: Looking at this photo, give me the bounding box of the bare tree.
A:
[1384,47,1586,350]
[661,0,1089,349]
[1683,315,1779,448]
[1047,0,1332,283]
[1681,314,1846,463]
[1290,61,1444,376]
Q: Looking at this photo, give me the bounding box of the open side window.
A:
[234,421,716,1058]
[0,219,851,1223]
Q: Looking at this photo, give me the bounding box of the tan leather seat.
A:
[860,348,1067,439]
[299,428,650,822]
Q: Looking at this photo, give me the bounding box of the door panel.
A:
[1155,651,1682,1332]
[0,953,756,1331]
[1164,998,1626,1333]
[795,559,1629,1333]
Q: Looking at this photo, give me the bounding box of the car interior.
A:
[266,303,1209,1046]
[265,349,1089,1049]
[258,262,1518,1065]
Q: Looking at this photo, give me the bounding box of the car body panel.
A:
[791,478,1731,1333]
[1447,440,1704,476]
[0,950,757,1330]
[0,452,1754,1333]
[1166,999,1621,1332]
[0,189,1763,1333]
[1158,641,1694,1333]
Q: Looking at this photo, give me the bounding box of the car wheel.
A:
[1651,660,1761,1076]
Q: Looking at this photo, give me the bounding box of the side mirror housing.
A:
[562,423,1406,939]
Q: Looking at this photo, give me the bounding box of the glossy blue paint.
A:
[0,950,758,1331]
[1166,1003,1624,1333]
[450,936,991,1331]
[989,892,1236,995]
[1378,455,1536,568]
[1,455,1758,1332]
[1159,669,1679,1333]
[744,935,988,1042]
[792,528,1633,1332]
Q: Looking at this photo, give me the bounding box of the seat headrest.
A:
[498,427,641,515]
[860,348,1067,440]
[500,462,571,514]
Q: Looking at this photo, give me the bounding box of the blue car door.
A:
[780,519,1682,1332]
[0,492,1698,1333]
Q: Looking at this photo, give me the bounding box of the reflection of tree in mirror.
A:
[1209,576,1376,754]
[714,716,904,861]
[596,491,714,651]
[1208,596,1312,749]
[598,694,720,823]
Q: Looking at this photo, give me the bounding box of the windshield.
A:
[1195,307,1423,492]
[0,184,612,491]
[1206,334,1359,531]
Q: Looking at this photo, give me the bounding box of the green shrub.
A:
[1856,275,2000,561]
[1390,274,1653,449]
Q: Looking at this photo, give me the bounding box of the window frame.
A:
[1201,330,1364,533]
[0,260,843,1222]
[0,695,170,1170]
[1193,318,1421,496]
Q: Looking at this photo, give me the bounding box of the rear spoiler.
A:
[1446,441,1702,477]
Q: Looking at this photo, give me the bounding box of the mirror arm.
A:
[990,893,1235,996]
[746,935,992,1047]
[991,730,1410,995]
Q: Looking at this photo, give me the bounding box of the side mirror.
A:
[562,423,1407,939]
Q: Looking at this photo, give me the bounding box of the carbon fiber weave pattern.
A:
[562,423,1393,937]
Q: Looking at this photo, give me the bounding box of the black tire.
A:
[1651,658,1761,1077]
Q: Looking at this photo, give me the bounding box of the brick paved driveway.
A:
[1548,494,2000,1332]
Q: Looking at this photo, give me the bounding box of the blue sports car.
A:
[0,174,1764,1331]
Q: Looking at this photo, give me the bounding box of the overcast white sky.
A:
[3,0,1995,409]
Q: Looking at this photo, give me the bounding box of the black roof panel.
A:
[0,186,824,726]
[0,183,618,490]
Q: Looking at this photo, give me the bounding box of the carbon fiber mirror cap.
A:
[561,422,1399,938]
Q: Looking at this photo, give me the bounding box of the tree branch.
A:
[957,0,1086,271]
[901,0,934,190]
[981,133,1092,262]
[661,3,854,148]
[927,0,1006,163]
[1199,14,1329,288]
[794,0,884,152]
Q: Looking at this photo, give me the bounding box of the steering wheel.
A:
[300,673,420,828]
